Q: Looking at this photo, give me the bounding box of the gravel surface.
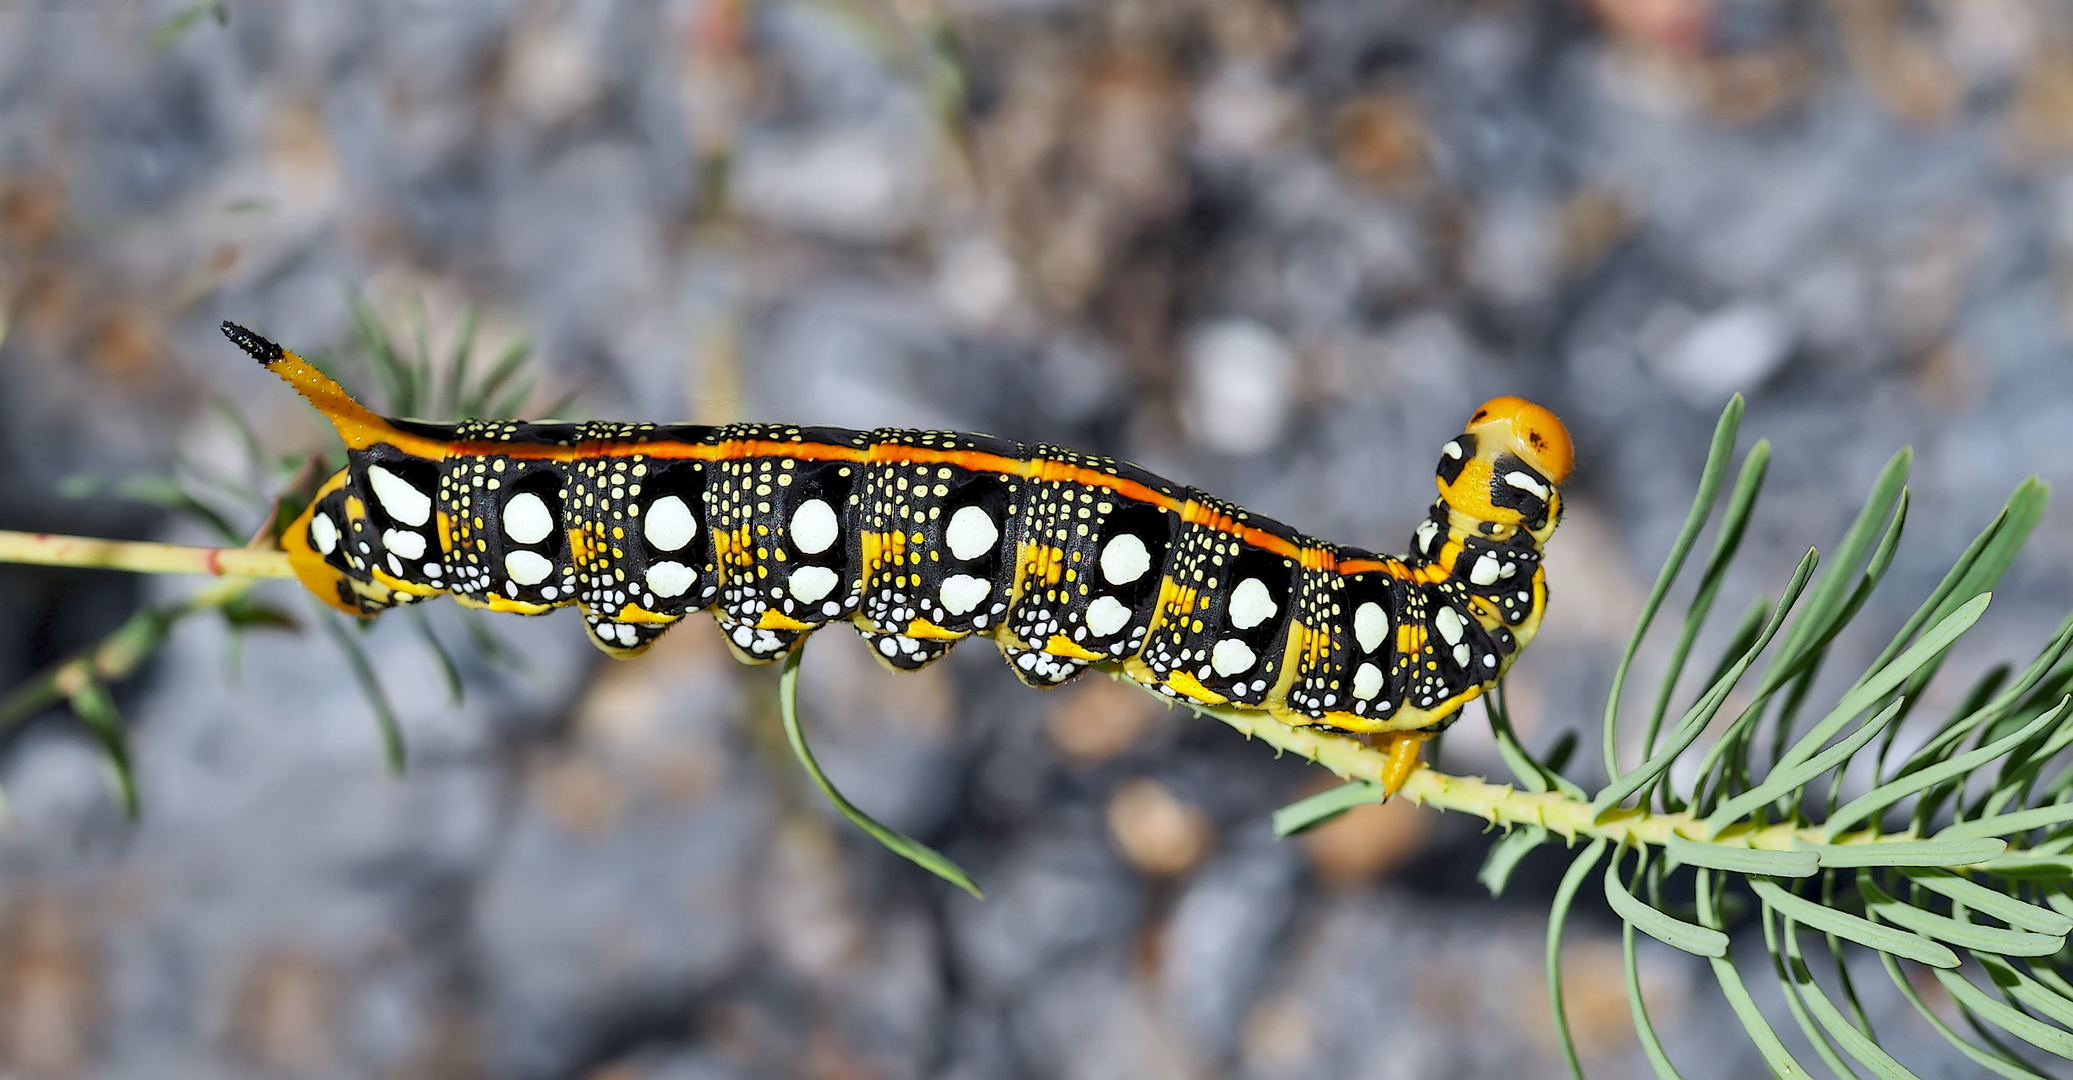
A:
[2,1,2072,1076]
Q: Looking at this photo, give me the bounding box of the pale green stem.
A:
[1177,693,1978,854]
[0,530,295,579]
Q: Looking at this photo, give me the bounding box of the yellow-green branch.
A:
[0,530,295,579]
[1179,695,1940,854]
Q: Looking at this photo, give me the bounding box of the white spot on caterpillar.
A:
[1100,533,1150,585]
[789,565,838,603]
[646,560,695,598]
[1504,471,1549,499]
[1211,638,1255,677]
[502,492,554,546]
[309,513,339,555]
[882,636,903,657]
[1415,519,1439,552]
[367,465,431,527]
[1454,643,1471,667]
[790,498,838,555]
[505,549,553,586]
[940,574,991,615]
[1228,577,1277,630]
[1441,440,1463,459]
[382,528,427,560]
[1435,606,1466,645]
[645,495,697,552]
[1353,662,1384,700]
[1469,551,1501,586]
[1484,653,1497,667]
[1085,595,1131,637]
[946,506,998,561]
[1354,602,1388,653]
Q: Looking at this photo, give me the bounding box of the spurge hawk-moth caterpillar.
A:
[225,321,1573,792]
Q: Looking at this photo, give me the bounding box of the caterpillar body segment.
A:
[234,322,1571,769]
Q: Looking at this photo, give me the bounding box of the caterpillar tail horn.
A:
[222,321,419,454]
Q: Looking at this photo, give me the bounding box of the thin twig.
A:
[1173,690,2000,856]
[0,530,295,579]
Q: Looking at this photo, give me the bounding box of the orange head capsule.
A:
[1435,396,1573,534]
[1465,396,1573,484]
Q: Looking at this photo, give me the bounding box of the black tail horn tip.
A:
[221,321,284,365]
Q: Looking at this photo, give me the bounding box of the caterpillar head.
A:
[1435,396,1573,539]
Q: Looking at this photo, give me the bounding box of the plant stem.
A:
[1178,693,1978,855]
[0,530,295,579]
[0,577,256,730]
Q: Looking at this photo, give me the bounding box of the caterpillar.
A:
[224,321,1572,793]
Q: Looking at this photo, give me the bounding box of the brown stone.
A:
[1106,777,1213,875]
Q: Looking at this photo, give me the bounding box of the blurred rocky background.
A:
[2,0,2073,1076]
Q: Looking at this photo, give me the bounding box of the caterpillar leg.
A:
[998,638,1093,688]
[581,613,675,659]
[713,613,802,664]
[857,627,958,671]
[1377,731,1432,797]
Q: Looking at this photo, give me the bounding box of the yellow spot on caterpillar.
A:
[905,618,965,641]
[1044,633,1103,662]
[758,609,815,632]
[1160,670,1227,706]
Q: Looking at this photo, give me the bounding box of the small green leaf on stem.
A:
[779,644,981,898]
[1797,838,2009,869]
[1665,836,1819,877]
[1752,878,1958,968]
[1605,851,1729,957]
[1273,780,1386,837]
[1479,825,1548,897]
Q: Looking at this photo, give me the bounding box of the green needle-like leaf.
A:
[1867,480,2047,679]
[1478,826,1548,897]
[778,645,981,899]
[1762,906,1865,1080]
[1879,951,2049,1080]
[1778,917,1923,1080]
[1798,838,2009,868]
[1980,855,2073,879]
[1898,869,2073,936]
[1975,955,2073,1032]
[1623,917,1688,1080]
[1767,449,1912,689]
[1932,968,2073,1061]
[1706,697,1906,831]
[1606,852,1728,957]
[1751,879,1958,968]
[1273,780,1385,837]
[1606,395,1744,778]
[1826,702,2066,839]
[1700,870,1817,1079]
[1858,876,2065,957]
[320,612,406,776]
[66,678,138,819]
[1666,836,1819,877]
[1547,838,1609,1080]
[1938,803,2073,841]
[406,609,464,707]
[1777,593,1993,777]
[1644,439,1771,760]
[1594,549,1819,816]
